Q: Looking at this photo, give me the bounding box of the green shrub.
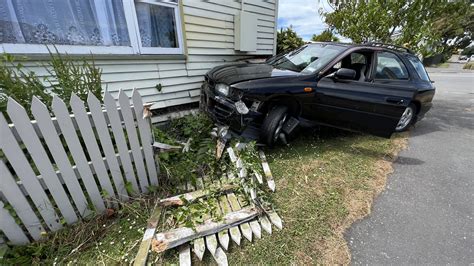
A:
[0,51,103,116]
[0,54,52,114]
[46,51,102,105]
[461,46,474,56]
[277,26,304,54]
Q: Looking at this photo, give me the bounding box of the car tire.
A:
[261,105,288,146]
[395,103,417,132]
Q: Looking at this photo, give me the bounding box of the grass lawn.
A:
[228,128,407,264]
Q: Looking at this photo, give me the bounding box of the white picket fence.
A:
[0,90,159,245]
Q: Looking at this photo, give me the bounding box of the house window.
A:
[0,0,184,55]
[134,0,183,54]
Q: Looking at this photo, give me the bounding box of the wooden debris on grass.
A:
[178,244,191,266]
[212,247,229,266]
[184,182,206,262]
[152,142,182,152]
[216,138,226,160]
[196,178,219,256]
[218,194,241,246]
[133,206,162,266]
[151,207,260,253]
[158,184,237,207]
[259,150,276,192]
[259,215,273,235]
[140,140,283,265]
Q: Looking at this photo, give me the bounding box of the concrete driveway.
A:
[346,67,474,264]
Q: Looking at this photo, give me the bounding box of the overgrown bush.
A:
[0,51,103,115]
[461,46,474,56]
[47,51,102,104]
[0,54,52,114]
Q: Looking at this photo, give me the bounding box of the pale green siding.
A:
[12,0,277,113]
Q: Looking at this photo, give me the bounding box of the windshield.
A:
[267,44,347,74]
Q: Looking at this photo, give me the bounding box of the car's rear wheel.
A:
[395,103,417,132]
[261,105,289,146]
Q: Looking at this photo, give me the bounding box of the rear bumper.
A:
[201,83,260,132]
[417,102,433,121]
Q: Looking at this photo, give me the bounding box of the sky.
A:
[277,0,335,41]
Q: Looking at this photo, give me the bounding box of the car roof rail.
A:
[363,42,414,54]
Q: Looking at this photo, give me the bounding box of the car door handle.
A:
[385,97,405,105]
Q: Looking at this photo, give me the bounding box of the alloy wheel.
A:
[396,106,414,131]
[273,113,288,142]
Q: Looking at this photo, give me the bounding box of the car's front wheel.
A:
[261,105,288,146]
[395,104,417,132]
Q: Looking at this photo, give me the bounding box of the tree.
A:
[311,29,340,42]
[323,0,473,57]
[461,45,474,56]
[432,1,474,50]
[277,26,304,54]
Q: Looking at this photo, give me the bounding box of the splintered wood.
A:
[142,146,283,265]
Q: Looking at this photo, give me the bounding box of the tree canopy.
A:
[311,29,340,42]
[323,0,473,57]
[277,26,304,54]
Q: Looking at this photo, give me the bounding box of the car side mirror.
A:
[335,68,357,80]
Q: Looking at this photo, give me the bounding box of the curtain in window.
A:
[0,0,130,46]
[135,2,177,48]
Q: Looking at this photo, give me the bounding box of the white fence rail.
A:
[0,90,159,245]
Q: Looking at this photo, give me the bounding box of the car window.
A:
[326,51,371,81]
[267,44,347,74]
[375,52,409,80]
[406,55,430,81]
[351,53,366,64]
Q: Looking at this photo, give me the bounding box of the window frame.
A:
[130,0,184,55]
[373,51,411,81]
[0,0,184,55]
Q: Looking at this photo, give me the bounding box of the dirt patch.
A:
[320,133,409,265]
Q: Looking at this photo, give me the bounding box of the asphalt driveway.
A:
[346,68,474,264]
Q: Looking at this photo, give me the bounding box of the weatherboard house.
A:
[0,0,278,121]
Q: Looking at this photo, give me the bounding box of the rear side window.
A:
[406,55,431,81]
[375,52,409,80]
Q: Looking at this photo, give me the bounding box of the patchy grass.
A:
[229,127,407,265]
[463,62,474,70]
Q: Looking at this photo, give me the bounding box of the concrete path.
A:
[346,70,474,264]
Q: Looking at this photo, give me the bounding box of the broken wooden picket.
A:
[134,143,283,266]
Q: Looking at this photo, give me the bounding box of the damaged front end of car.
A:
[200,76,264,134]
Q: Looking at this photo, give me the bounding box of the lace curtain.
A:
[135,2,177,48]
[0,0,130,46]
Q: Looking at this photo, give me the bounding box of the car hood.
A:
[206,63,300,85]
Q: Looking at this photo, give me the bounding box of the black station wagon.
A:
[201,42,435,146]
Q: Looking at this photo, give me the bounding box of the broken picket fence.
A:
[0,90,157,244]
[134,144,283,266]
